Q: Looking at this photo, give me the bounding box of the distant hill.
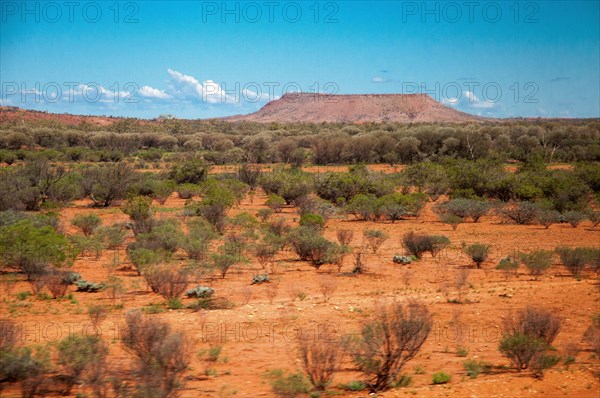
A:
[223,93,485,123]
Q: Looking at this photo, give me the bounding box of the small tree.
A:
[440,214,463,231]
[500,201,538,225]
[562,210,586,228]
[346,301,432,391]
[464,243,490,268]
[287,227,340,269]
[536,209,562,229]
[363,229,388,254]
[298,332,343,391]
[520,250,553,280]
[402,232,450,259]
[71,213,102,236]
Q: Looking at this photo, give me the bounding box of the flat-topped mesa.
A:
[225,92,483,123]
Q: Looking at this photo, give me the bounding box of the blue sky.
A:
[1,1,598,119]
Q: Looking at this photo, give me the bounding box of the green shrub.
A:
[499,306,561,377]
[519,250,553,280]
[500,201,539,225]
[176,183,199,199]
[463,359,492,378]
[562,210,586,228]
[299,213,325,230]
[71,213,102,236]
[440,214,463,230]
[496,257,519,280]
[122,195,155,234]
[340,380,366,391]
[432,372,451,384]
[535,208,562,229]
[287,227,340,269]
[265,369,310,398]
[464,243,491,268]
[0,219,73,277]
[402,231,450,259]
[57,335,108,395]
[363,229,388,254]
[555,247,588,278]
[346,194,376,221]
[169,157,209,184]
[266,194,286,212]
[0,345,50,397]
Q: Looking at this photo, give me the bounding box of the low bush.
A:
[562,210,586,228]
[265,194,286,213]
[464,243,491,268]
[363,229,388,254]
[432,372,451,384]
[143,267,188,300]
[297,333,342,391]
[57,335,108,395]
[536,209,562,229]
[499,306,561,378]
[71,213,102,236]
[346,301,432,391]
[402,232,450,259]
[299,213,325,230]
[500,201,539,225]
[463,359,492,379]
[336,229,354,246]
[265,369,310,398]
[496,257,519,280]
[287,227,340,269]
[76,280,104,292]
[519,250,553,280]
[583,314,600,354]
[122,310,189,396]
[555,247,588,278]
[440,214,463,230]
[185,286,214,299]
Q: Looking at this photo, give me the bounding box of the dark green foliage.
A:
[169,157,209,184]
[265,369,310,398]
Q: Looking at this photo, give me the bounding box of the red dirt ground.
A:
[1,185,599,398]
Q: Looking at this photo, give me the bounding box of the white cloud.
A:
[371,76,385,83]
[461,90,496,109]
[166,68,237,104]
[139,85,171,99]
